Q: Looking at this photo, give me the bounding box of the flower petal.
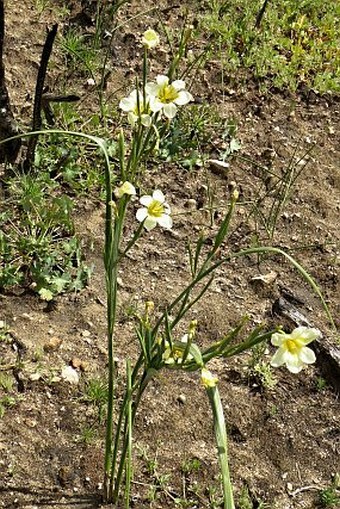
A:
[145,82,159,96]
[144,217,157,230]
[299,346,316,364]
[152,190,165,202]
[127,112,138,125]
[271,332,285,347]
[201,368,218,388]
[119,97,134,111]
[157,214,173,229]
[136,208,148,222]
[142,29,160,49]
[285,357,304,373]
[290,326,321,345]
[148,96,163,113]
[156,75,169,86]
[140,195,153,206]
[174,90,193,105]
[141,114,152,127]
[172,79,186,90]
[163,103,177,118]
[270,347,286,367]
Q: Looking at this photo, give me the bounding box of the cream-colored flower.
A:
[145,75,193,119]
[114,181,136,199]
[142,28,160,49]
[136,190,172,230]
[162,334,193,365]
[270,326,320,374]
[201,368,218,388]
[119,90,151,127]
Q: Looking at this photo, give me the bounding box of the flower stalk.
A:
[205,384,235,509]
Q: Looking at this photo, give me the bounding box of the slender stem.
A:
[104,200,127,501]
[125,360,133,508]
[112,367,153,502]
[109,353,144,501]
[206,385,235,509]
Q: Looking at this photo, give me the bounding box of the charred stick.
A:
[24,23,58,172]
[255,0,270,29]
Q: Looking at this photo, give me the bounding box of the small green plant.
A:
[319,487,340,507]
[0,321,10,343]
[80,425,97,445]
[60,28,98,76]
[158,104,219,167]
[0,172,91,298]
[0,394,17,418]
[0,373,14,392]
[247,343,276,389]
[33,0,51,14]
[137,446,172,503]
[83,376,109,424]
[318,474,340,507]
[251,142,316,240]
[238,485,253,509]
[252,361,277,389]
[181,457,202,475]
[315,376,328,391]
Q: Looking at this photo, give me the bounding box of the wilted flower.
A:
[162,334,193,365]
[146,75,193,119]
[136,189,172,230]
[142,28,160,49]
[114,181,136,199]
[270,326,320,373]
[201,368,218,388]
[119,90,151,127]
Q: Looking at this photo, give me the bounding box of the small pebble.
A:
[177,394,186,404]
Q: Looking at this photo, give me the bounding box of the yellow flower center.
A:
[158,84,179,104]
[148,200,164,217]
[285,339,300,354]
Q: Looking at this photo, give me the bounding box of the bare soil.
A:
[0,1,339,508]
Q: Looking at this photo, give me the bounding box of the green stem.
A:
[112,366,153,503]
[125,360,133,508]
[206,385,235,509]
[109,352,144,501]
[104,199,127,501]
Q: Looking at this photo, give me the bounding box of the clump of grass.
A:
[203,0,340,92]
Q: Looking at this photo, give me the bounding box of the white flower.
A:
[162,334,193,365]
[114,181,136,199]
[145,75,193,119]
[136,190,172,230]
[270,326,320,373]
[142,28,160,49]
[119,90,152,127]
[201,368,218,388]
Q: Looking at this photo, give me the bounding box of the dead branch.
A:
[23,23,58,173]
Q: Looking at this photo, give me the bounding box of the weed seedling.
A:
[318,474,340,507]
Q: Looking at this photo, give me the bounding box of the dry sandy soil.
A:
[0,1,339,508]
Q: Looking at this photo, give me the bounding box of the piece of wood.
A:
[23,23,58,173]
